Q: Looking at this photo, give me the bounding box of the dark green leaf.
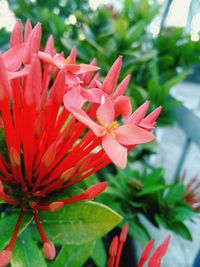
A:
[169,222,192,241]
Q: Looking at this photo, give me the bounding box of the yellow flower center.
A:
[97,117,119,133]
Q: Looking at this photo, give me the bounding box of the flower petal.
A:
[63,87,85,109]
[115,124,155,145]
[7,66,30,80]
[114,96,132,118]
[112,74,131,99]
[97,95,115,125]
[80,88,104,103]
[126,100,150,125]
[101,56,122,94]
[67,106,104,136]
[102,133,127,169]
[3,44,25,72]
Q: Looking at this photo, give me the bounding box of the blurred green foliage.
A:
[7,0,200,125]
[96,166,195,243]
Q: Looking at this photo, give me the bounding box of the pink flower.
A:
[108,223,170,267]
[68,95,155,168]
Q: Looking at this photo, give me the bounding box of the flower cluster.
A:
[181,170,200,211]
[108,224,170,267]
[0,19,161,265]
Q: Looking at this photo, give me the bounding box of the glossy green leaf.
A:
[33,202,122,245]
[0,212,33,250]
[50,241,96,267]
[166,184,185,205]
[11,228,47,267]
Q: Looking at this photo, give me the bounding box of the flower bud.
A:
[43,241,56,261]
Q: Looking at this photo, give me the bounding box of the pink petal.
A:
[65,72,79,86]
[53,54,66,68]
[3,44,25,72]
[88,73,100,89]
[144,106,162,124]
[67,106,104,136]
[9,19,22,48]
[126,101,150,125]
[102,133,127,169]
[24,19,32,42]
[63,87,85,109]
[38,51,54,64]
[80,88,104,103]
[69,47,77,64]
[23,23,42,64]
[75,64,100,74]
[114,96,132,118]
[115,124,155,145]
[66,64,81,73]
[0,52,11,100]
[44,35,56,56]
[101,56,122,94]
[97,95,115,125]
[81,58,97,86]
[113,74,131,99]
[7,66,30,80]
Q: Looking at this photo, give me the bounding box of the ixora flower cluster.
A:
[0,20,162,266]
[108,224,170,267]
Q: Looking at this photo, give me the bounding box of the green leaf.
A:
[136,184,165,196]
[155,214,167,228]
[0,212,33,250]
[91,239,107,267]
[128,219,151,244]
[173,206,195,221]
[166,184,185,205]
[127,21,146,43]
[50,241,96,267]
[33,202,122,245]
[169,222,192,241]
[163,71,188,93]
[11,228,47,267]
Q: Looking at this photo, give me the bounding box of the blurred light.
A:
[53,7,60,15]
[0,0,16,31]
[59,0,67,7]
[89,0,109,11]
[166,0,191,27]
[79,33,85,40]
[66,14,77,25]
[63,31,69,38]
[149,17,160,37]
[191,31,200,42]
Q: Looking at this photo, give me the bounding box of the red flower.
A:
[0,19,161,264]
[108,224,170,267]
